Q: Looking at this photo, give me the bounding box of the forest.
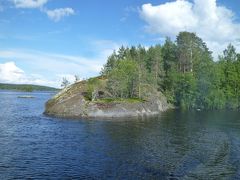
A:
[0,83,58,92]
[101,31,240,110]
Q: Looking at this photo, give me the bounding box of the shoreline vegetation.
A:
[100,31,240,110]
[44,76,170,118]
[45,31,240,118]
[0,83,59,92]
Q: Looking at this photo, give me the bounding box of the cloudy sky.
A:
[0,0,240,87]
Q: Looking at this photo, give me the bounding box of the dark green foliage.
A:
[85,77,101,101]
[217,44,240,109]
[101,31,240,110]
[161,37,178,102]
[107,59,139,98]
[101,51,118,76]
[0,83,58,92]
[174,73,197,109]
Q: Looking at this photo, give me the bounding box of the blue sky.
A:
[0,0,240,87]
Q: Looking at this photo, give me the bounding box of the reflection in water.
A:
[0,92,240,179]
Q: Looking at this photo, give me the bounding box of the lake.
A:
[0,91,240,179]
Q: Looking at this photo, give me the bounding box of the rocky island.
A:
[45,32,240,118]
[44,77,170,119]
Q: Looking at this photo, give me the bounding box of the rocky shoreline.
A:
[44,79,171,119]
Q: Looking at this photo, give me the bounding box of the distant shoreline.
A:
[0,83,59,92]
[0,90,59,93]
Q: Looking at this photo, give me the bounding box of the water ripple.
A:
[0,92,239,179]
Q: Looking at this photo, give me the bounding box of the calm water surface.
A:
[1,91,240,179]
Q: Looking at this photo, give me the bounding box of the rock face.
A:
[44,78,171,119]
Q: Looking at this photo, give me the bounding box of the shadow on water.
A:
[0,92,240,179]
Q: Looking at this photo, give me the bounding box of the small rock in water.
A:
[18,96,35,98]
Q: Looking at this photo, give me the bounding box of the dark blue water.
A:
[1,91,240,179]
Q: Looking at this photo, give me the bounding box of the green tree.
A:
[177,32,211,73]
[101,51,118,76]
[161,37,178,102]
[145,45,164,89]
[100,33,240,110]
[162,37,177,75]
[218,44,239,108]
[107,59,139,98]
[174,73,197,109]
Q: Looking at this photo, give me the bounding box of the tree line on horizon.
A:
[0,83,58,92]
[101,31,240,110]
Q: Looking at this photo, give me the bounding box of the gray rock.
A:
[44,79,171,119]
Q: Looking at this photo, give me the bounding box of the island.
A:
[0,83,59,92]
[45,31,240,119]
[44,76,171,118]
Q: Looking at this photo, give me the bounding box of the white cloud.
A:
[140,0,240,58]
[12,0,48,8]
[0,39,123,87]
[0,40,120,87]
[11,0,75,22]
[0,61,56,86]
[0,50,103,76]
[0,61,24,82]
[43,8,75,22]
